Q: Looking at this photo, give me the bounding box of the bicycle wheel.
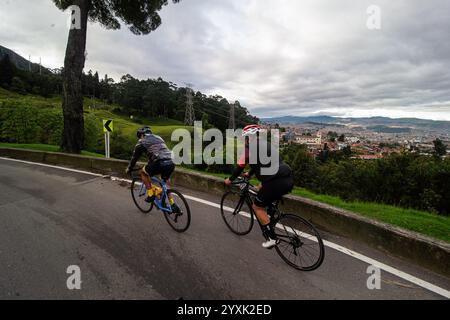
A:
[131,178,153,213]
[162,189,191,233]
[274,214,325,271]
[220,191,254,235]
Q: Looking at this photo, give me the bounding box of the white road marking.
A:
[186,195,449,299]
[0,157,107,178]
[1,156,449,299]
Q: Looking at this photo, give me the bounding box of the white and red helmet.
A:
[242,124,262,137]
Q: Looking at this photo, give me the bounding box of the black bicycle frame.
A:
[232,179,294,245]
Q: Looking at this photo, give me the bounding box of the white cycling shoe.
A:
[262,238,280,249]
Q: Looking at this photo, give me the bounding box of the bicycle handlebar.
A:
[230,177,260,195]
[230,176,252,186]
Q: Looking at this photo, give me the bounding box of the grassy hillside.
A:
[0,87,190,136]
[0,86,61,107]
[85,108,189,142]
[0,88,192,158]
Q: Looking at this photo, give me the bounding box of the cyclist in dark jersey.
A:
[225,124,294,249]
[126,126,175,203]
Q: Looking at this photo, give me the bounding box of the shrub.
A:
[282,148,450,215]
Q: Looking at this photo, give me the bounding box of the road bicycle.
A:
[130,167,191,233]
[220,177,325,271]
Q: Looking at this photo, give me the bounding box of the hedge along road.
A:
[0,157,449,299]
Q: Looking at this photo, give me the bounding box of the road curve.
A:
[0,158,448,299]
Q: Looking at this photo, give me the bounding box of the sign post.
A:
[104,131,110,158]
[103,120,113,158]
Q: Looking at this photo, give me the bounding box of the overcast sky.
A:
[1,0,450,121]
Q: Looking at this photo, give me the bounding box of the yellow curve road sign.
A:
[103,120,114,133]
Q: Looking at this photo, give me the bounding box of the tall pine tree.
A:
[52,0,180,153]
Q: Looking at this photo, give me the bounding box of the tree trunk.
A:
[61,0,89,153]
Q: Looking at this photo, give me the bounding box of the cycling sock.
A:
[147,185,155,197]
[154,186,163,199]
[262,224,277,239]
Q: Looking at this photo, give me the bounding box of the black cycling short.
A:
[143,159,175,181]
[254,176,294,208]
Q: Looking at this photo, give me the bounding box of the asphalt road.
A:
[0,157,449,300]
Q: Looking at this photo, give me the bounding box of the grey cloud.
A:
[0,0,449,120]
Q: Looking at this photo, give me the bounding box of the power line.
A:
[193,103,250,126]
[182,88,246,126]
[193,106,229,121]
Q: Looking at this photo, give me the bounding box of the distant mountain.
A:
[0,45,49,73]
[367,125,412,133]
[262,115,337,124]
[262,115,450,133]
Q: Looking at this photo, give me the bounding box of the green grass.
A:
[0,88,192,148]
[292,188,450,243]
[0,89,189,138]
[0,88,118,110]
[85,109,192,141]
[0,143,104,158]
[180,166,229,178]
[0,90,61,109]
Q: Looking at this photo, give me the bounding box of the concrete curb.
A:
[1,147,449,277]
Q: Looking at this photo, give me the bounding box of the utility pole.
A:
[184,83,195,126]
[28,55,31,72]
[39,57,42,75]
[229,101,236,129]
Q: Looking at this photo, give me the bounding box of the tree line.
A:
[282,144,450,216]
[111,74,258,131]
[0,54,61,97]
[0,54,258,131]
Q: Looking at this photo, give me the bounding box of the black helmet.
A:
[137,126,152,138]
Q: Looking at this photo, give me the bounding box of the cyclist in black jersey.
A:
[225,124,294,249]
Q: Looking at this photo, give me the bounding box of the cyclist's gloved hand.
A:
[224,178,232,186]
